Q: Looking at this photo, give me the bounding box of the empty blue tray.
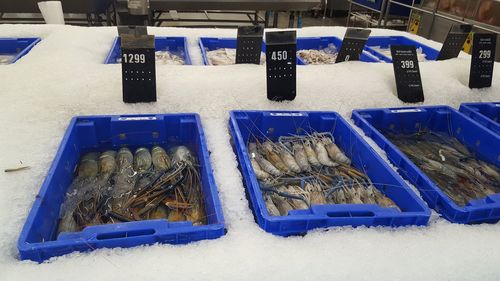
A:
[460,102,500,136]
[0,37,41,64]
[365,36,439,62]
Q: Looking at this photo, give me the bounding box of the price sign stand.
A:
[437,24,472,61]
[469,33,497,89]
[265,31,297,101]
[118,26,156,103]
[391,45,424,103]
[236,25,264,64]
[335,28,371,63]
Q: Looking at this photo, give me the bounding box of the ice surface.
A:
[1,25,500,281]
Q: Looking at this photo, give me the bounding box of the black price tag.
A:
[391,45,424,103]
[335,28,371,63]
[236,25,264,64]
[265,31,296,101]
[469,33,497,89]
[119,26,156,103]
[437,24,472,61]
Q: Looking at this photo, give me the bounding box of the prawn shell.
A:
[314,142,338,167]
[134,147,152,172]
[292,143,312,172]
[279,149,301,173]
[151,146,171,171]
[303,141,321,167]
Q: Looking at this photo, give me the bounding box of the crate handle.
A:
[326,211,375,217]
[95,229,156,240]
[114,115,159,121]
[388,108,423,114]
[263,112,308,117]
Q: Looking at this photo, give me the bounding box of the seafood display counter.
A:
[1,25,500,280]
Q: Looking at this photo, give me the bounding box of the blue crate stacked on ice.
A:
[352,106,500,224]
[104,37,192,65]
[0,37,40,64]
[199,37,267,65]
[364,36,440,62]
[460,102,500,136]
[229,110,430,236]
[296,36,380,64]
[18,114,225,262]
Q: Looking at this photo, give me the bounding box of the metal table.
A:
[115,0,320,27]
[0,0,113,25]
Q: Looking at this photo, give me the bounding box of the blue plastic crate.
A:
[296,36,380,64]
[229,110,430,236]
[365,36,440,62]
[104,37,192,64]
[199,37,267,65]
[353,0,421,16]
[352,106,500,224]
[460,102,500,136]
[18,114,225,262]
[0,37,41,64]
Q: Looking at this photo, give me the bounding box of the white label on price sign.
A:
[269,112,304,117]
[391,109,422,113]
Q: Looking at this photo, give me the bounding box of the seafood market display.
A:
[206,48,265,65]
[297,44,338,64]
[0,55,14,64]
[117,50,185,64]
[58,145,205,234]
[370,46,427,61]
[387,131,500,206]
[247,132,398,216]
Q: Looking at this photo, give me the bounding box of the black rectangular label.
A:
[266,31,297,101]
[437,24,472,60]
[469,33,496,89]
[391,45,424,103]
[335,28,371,63]
[236,26,264,64]
[121,48,156,103]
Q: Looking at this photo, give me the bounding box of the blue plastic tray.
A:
[296,36,380,64]
[352,106,500,224]
[353,0,421,16]
[0,37,41,64]
[365,36,440,62]
[229,110,430,236]
[104,37,192,64]
[199,37,267,65]
[460,102,500,136]
[18,114,225,262]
